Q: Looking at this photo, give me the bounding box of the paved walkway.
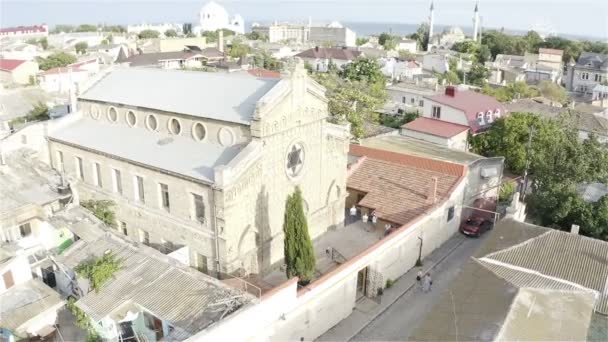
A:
[317,233,481,342]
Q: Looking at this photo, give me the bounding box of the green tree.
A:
[283,187,316,285]
[103,25,126,33]
[464,63,490,87]
[38,37,49,50]
[75,24,98,32]
[66,298,101,342]
[164,29,178,37]
[339,57,385,84]
[398,50,416,60]
[538,80,568,104]
[75,42,88,54]
[75,252,124,292]
[356,37,369,46]
[481,81,540,102]
[313,72,385,139]
[81,200,117,228]
[186,32,196,38]
[36,52,77,71]
[228,38,250,59]
[253,51,282,71]
[138,29,160,39]
[523,30,543,52]
[52,25,75,33]
[245,31,261,40]
[414,22,430,51]
[382,111,419,128]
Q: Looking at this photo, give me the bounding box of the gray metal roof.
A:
[0,279,64,332]
[48,118,244,183]
[61,234,252,335]
[79,68,280,125]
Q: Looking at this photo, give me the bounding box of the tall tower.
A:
[472,1,480,42]
[427,1,434,52]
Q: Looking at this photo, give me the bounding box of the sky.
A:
[1,0,607,39]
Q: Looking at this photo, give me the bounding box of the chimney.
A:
[570,224,580,235]
[218,29,224,53]
[445,86,456,97]
[427,177,438,204]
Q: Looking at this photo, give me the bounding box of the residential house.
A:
[38,58,100,94]
[592,84,608,107]
[0,25,48,38]
[506,99,608,143]
[486,54,533,85]
[422,52,471,74]
[386,82,442,115]
[46,62,349,276]
[0,59,39,85]
[400,117,470,151]
[309,23,356,47]
[52,229,255,341]
[525,48,564,84]
[411,219,608,341]
[0,247,64,340]
[381,59,423,81]
[566,52,608,95]
[422,86,507,135]
[295,47,362,72]
[396,38,417,53]
[118,50,210,69]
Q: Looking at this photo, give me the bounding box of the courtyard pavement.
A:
[317,232,489,341]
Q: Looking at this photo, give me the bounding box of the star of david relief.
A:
[286,143,305,178]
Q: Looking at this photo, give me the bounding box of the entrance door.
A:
[2,271,14,289]
[356,267,368,299]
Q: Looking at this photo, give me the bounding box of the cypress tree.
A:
[283,187,316,284]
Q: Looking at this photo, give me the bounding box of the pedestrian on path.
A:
[416,269,423,290]
[423,273,432,292]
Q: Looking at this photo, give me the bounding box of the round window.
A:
[146,114,158,131]
[91,105,100,120]
[126,111,137,127]
[218,127,235,146]
[107,107,118,122]
[192,122,207,141]
[168,118,182,135]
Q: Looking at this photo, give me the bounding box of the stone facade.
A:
[47,60,349,277]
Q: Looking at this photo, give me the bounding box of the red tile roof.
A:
[0,59,27,71]
[539,48,564,56]
[295,47,362,61]
[0,25,47,34]
[247,68,281,79]
[425,89,507,132]
[402,117,470,138]
[347,144,466,225]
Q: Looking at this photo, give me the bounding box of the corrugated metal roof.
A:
[0,279,64,332]
[79,68,280,125]
[481,228,608,315]
[61,235,252,334]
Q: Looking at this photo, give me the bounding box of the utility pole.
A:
[521,126,534,200]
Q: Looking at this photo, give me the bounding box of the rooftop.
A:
[576,52,608,69]
[347,144,465,225]
[0,58,27,71]
[0,279,64,333]
[538,48,564,56]
[295,47,362,61]
[401,117,470,138]
[387,82,441,95]
[60,233,254,336]
[362,135,485,165]
[0,149,67,215]
[425,89,507,132]
[78,68,280,125]
[361,121,396,139]
[410,219,608,341]
[119,51,197,67]
[48,118,244,184]
[247,67,281,79]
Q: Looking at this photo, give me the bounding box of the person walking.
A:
[423,273,433,292]
[416,269,423,290]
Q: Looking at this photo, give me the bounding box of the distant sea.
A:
[250,20,602,41]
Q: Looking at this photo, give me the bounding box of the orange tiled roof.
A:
[348,144,465,225]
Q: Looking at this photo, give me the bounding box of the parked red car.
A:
[460,217,493,237]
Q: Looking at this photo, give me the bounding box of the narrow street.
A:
[351,233,489,341]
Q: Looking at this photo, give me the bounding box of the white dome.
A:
[200,1,229,18]
[443,26,464,36]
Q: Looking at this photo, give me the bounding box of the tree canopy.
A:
[36,52,77,71]
[356,37,369,46]
[253,51,282,71]
[283,187,316,285]
[537,80,568,105]
[138,29,160,39]
[164,29,178,37]
[228,38,250,59]
[75,24,98,32]
[75,252,124,292]
[312,58,387,139]
[75,42,88,54]
[407,23,430,51]
[481,81,540,102]
[471,111,608,240]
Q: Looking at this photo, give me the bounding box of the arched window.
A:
[477,112,484,124]
[168,118,182,135]
[107,107,118,122]
[485,110,493,123]
[146,114,158,131]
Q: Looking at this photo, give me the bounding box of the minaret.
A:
[427,1,434,52]
[472,1,480,42]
